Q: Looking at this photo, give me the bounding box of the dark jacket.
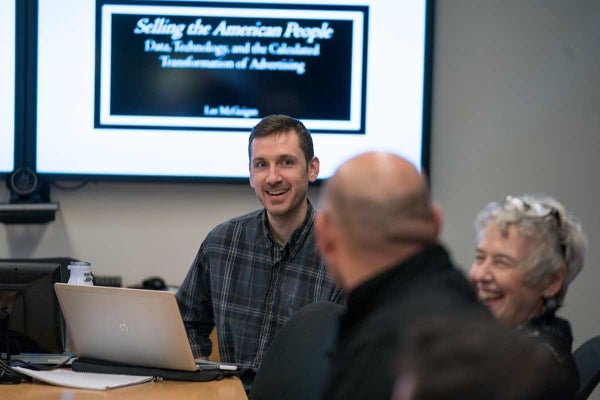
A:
[321,244,487,400]
[520,315,580,399]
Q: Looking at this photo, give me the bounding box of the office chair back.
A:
[573,335,600,400]
[249,301,343,400]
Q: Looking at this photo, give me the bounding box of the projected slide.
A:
[97,3,367,133]
[36,0,429,180]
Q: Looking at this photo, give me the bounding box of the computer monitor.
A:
[0,0,16,175]
[0,261,66,357]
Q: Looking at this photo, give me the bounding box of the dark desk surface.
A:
[0,376,248,400]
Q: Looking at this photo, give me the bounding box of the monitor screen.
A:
[35,0,431,181]
[0,262,66,355]
[0,0,16,174]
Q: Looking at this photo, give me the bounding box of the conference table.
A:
[0,376,248,400]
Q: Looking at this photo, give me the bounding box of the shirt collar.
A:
[260,199,315,255]
[347,244,448,311]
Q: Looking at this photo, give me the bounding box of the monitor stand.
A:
[0,314,22,385]
[0,308,10,362]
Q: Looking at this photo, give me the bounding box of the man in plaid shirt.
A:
[176,115,344,389]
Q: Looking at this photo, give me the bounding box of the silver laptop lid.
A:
[54,283,197,371]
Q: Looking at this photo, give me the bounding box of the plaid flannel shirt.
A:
[176,201,345,373]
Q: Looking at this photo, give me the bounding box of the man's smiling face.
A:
[249,129,319,222]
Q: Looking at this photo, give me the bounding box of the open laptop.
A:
[53,283,235,372]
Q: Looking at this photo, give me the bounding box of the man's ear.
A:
[315,211,330,255]
[430,203,443,240]
[249,163,255,189]
[542,264,566,298]
[308,156,320,182]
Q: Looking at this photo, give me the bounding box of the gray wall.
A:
[430,0,600,347]
[1,0,599,390]
[430,1,600,398]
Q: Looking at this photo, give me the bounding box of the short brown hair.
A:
[248,115,314,164]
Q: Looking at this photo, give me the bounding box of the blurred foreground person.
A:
[316,152,488,400]
[392,316,574,400]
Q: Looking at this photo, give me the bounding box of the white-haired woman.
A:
[469,194,587,397]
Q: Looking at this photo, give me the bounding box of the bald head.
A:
[321,152,439,256]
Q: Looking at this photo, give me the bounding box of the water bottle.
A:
[67,261,93,285]
[65,261,93,354]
